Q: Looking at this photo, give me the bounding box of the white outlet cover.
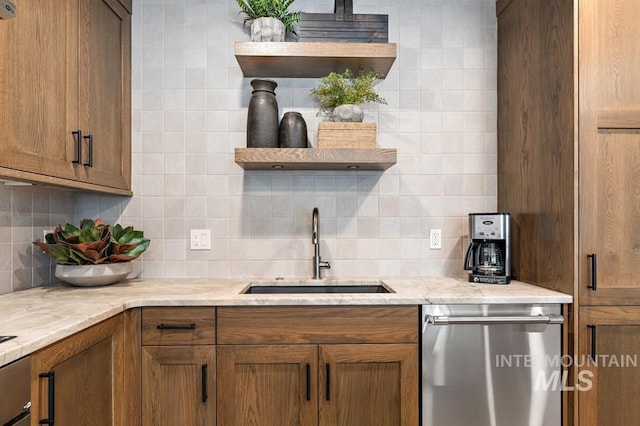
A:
[429,229,442,249]
[190,229,211,250]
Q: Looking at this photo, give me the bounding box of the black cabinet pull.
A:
[156,323,196,330]
[83,134,93,167]
[71,130,82,164]
[587,254,597,290]
[325,363,331,401]
[201,364,208,403]
[588,325,597,361]
[39,371,55,425]
[305,363,311,401]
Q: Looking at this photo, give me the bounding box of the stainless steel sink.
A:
[241,280,393,294]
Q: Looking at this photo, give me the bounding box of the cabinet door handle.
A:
[305,363,311,401]
[325,363,331,401]
[71,130,82,164]
[588,325,597,361]
[156,323,196,330]
[587,254,597,290]
[83,134,93,167]
[39,371,55,425]
[201,364,208,403]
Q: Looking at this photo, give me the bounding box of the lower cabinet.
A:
[579,306,640,426]
[216,306,419,426]
[141,307,216,426]
[216,345,318,425]
[142,346,215,426]
[30,312,138,426]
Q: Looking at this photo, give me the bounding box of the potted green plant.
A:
[33,218,150,286]
[236,0,301,42]
[310,69,387,122]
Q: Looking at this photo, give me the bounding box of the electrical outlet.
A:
[429,229,442,249]
[190,229,211,250]
[43,229,53,240]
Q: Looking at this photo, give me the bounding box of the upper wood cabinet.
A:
[497,0,640,304]
[0,0,132,195]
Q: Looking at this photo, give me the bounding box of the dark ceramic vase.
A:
[247,79,279,148]
[278,112,308,148]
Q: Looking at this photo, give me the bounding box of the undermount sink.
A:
[241,280,393,294]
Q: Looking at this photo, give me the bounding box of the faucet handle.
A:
[319,260,331,270]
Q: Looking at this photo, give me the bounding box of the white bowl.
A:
[55,263,132,287]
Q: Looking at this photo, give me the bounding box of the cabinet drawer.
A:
[217,306,418,344]
[142,307,215,345]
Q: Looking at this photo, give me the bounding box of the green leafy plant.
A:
[33,219,150,265]
[236,0,301,34]
[309,69,387,115]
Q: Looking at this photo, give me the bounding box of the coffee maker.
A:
[464,212,511,284]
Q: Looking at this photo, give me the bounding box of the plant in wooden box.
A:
[310,69,386,148]
[236,0,301,42]
[33,219,150,287]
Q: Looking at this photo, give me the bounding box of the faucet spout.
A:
[312,207,330,279]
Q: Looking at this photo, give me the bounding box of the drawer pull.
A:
[325,363,331,401]
[305,363,311,401]
[156,323,196,330]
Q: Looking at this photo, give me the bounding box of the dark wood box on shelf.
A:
[297,0,388,43]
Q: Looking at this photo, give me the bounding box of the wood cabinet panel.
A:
[217,306,418,344]
[31,314,128,426]
[319,344,418,426]
[216,345,317,426]
[78,0,131,191]
[142,307,215,346]
[0,0,77,181]
[142,346,215,426]
[579,0,640,304]
[578,307,640,426]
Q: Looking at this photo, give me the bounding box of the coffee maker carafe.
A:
[464,213,511,284]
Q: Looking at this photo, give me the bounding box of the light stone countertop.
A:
[0,276,571,367]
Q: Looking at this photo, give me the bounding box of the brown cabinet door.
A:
[318,344,418,426]
[142,345,215,426]
[579,0,640,304]
[78,0,131,191]
[216,345,318,426]
[31,314,126,426]
[579,307,640,425]
[0,0,78,181]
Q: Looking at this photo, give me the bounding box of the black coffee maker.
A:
[464,212,511,284]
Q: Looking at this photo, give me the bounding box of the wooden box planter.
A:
[297,0,388,43]
[317,122,377,149]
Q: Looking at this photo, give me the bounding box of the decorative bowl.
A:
[55,263,132,287]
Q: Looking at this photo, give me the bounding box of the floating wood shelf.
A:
[234,42,397,78]
[234,148,397,171]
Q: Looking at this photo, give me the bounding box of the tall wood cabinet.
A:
[0,0,131,195]
[216,306,419,426]
[497,0,640,424]
[30,311,140,426]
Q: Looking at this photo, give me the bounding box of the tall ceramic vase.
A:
[247,79,279,148]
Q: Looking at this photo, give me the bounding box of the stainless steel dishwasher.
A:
[422,304,563,426]
[0,355,31,426]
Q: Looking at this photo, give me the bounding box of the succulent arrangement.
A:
[33,219,150,265]
[236,0,301,34]
[310,69,387,116]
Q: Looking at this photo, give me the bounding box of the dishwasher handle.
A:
[424,314,564,326]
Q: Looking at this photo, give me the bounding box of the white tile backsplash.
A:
[0,0,497,293]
